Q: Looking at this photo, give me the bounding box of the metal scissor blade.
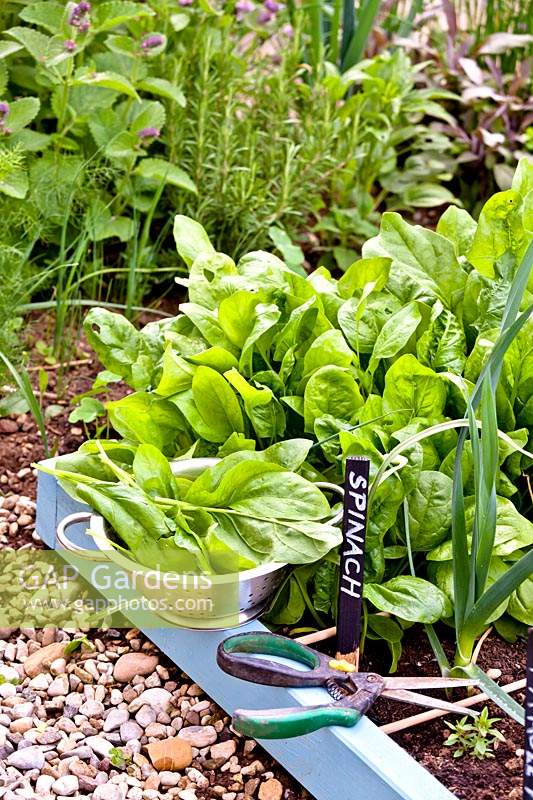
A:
[381,688,479,717]
[383,676,478,691]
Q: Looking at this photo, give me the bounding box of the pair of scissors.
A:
[216,632,479,739]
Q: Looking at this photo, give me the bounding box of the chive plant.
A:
[370,240,533,722]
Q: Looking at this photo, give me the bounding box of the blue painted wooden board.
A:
[36,460,459,800]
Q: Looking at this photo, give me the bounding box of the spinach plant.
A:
[74,159,533,668]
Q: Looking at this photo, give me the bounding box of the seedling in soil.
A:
[444,707,505,760]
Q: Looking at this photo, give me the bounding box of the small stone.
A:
[24,643,66,678]
[129,688,172,715]
[178,791,197,800]
[159,771,181,788]
[210,740,236,762]
[146,737,193,771]
[103,707,130,732]
[12,702,34,719]
[50,657,67,676]
[145,722,167,738]
[10,718,33,734]
[93,784,124,800]
[48,675,69,697]
[135,706,156,728]
[28,673,50,691]
[178,725,217,748]
[0,419,18,433]
[120,721,143,742]
[79,699,105,718]
[110,689,123,706]
[258,779,283,800]
[36,775,55,794]
[0,664,19,682]
[245,779,260,797]
[7,746,45,770]
[113,654,159,683]
[52,775,79,796]
[84,735,114,758]
[36,728,62,745]
[68,759,97,778]
[187,767,209,789]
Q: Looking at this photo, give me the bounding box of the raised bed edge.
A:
[36,458,459,800]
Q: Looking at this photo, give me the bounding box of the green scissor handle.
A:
[233,703,362,739]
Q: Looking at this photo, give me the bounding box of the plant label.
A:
[336,456,370,664]
[525,627,533,799]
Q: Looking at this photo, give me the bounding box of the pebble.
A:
[7,746,45,770]
[129,688,172,715]
[147,737,193,771]
[135,706,156,728]
[24,643,67,678]
[187,767,209,789]
[210,740,236,762]
[178,725,217,748]
[120,720,143,742]
[36,775,55,794]
[159,772,181,788]
[84,736,114,758]
[113,654,159,683]
[258,779,283,800]
[52,775,79,796]
[79,699,105,718]
[48,675,69,697]
[104,708,130,732]
[0,664,19,682]
[28,673,50,691]
[93,784,124,800]
[178,790,197,800]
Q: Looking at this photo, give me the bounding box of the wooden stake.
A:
[379,679,526,735]
[295,627,336,646]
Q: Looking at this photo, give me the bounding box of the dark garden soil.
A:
[0,313,528,800]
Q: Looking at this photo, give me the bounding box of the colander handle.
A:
[56,512,106,561]
[314,482,344,526]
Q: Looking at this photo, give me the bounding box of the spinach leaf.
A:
[107,392,190,454]
[382,355,447,424]
[363,212,467,309]
[406,470,453,551]
[84,308,161,390]
[304,365,363,432]
[191,366,244,441]
[364,576,452,623]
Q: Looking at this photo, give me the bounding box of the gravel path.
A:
[0,489,311,800]
[0,625,310,800]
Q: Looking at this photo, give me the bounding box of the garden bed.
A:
[0,330,528,800]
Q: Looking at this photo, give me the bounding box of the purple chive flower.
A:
[257,8,273,22]
[235,0,254,18]
[0,102,9,121]
[64,39,76,52]
[281,22,293,37]
[178,0,194,5]
[69,1,91,29]
[141,33,165,50]
[263,0,280,11]
[137,127,160,139]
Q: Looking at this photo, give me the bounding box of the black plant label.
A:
[525,627,533,798]
[336,456,370,658]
